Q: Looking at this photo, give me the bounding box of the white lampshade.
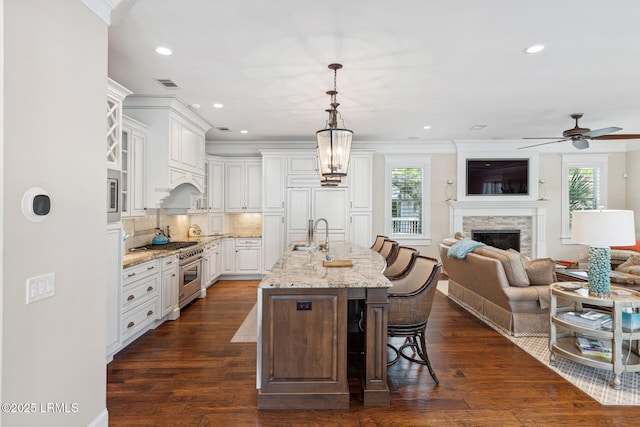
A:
[571,209,636,247]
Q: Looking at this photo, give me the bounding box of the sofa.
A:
[439,239,566,336]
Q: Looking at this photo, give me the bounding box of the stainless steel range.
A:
[178,244,204,308]
[130,241,204,308]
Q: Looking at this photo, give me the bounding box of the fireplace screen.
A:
[472,229,520,252]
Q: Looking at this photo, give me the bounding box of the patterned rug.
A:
[439,281,640,406]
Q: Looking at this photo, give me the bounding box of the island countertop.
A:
[259,241,392,289]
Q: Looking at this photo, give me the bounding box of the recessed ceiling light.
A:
[155,46,172,56]
[470,124,487,130]
[240,130,248,134]
[190,103,201,110]
[213,103,224,109]
[423,125,432,130]
[524,44,545,54]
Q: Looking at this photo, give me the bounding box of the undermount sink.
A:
[292,244,314,251]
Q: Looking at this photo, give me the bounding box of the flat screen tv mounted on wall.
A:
[466,159,529,196]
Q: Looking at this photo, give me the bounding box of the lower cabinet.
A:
[203,240,221,287]
[161,254,180,320]
[106,223,123,362]
[121,259,161,344]
[220,237,262,277]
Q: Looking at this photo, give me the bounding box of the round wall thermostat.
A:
[22,187,51,222]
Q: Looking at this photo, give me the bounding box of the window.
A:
[561,155,608,243]
[385,156,431,245]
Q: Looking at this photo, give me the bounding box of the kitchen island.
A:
[257,241,392,409]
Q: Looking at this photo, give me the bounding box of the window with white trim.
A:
[561,154,608,244]
[384,156,431,245]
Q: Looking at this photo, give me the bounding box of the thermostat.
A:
[22,187,51,222]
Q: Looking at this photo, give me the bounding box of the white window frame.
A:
[384,155,431,246]
[561,154,608,244]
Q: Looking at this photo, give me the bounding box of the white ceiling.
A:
[108,0,640,150]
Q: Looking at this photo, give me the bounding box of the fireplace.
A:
[472,229,521,252]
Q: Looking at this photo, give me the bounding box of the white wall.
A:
[3,1,107,426]
[626,149,640,237]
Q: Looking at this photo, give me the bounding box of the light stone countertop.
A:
[122,233,261,269]
[259,241,392,289]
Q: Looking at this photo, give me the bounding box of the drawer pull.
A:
[166,261,173,265]
[147,266,155,270]
[147,286,154,292]
[127,295,135,301]
[127,272,136,278]
[127,321,135,328]
[147,310,154,317]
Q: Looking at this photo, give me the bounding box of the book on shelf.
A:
[575,336,612,359]
[559,311,612,329]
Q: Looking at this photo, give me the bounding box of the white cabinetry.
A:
[262,155,286,211]
[225,159,262,212]
[221,238,236,274]
[287,187,348,244]
[262,213,285,272]
[106,223,123,362]
[161,254,179,320]
[203,240,221,287]
[348,152,373,248]
[121,259,161,344]
[107,78,131,169]
[121,115,147,217]
[235,238,262,274]
[123,96,211,208]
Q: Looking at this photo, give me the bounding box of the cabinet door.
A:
[262,213,286,271]
[348,154,372,211]
[210,243,221,282]
[287,188,311,244]
[245,162,262,211]
[221,238,235,274]
[236,247,261,273]
[262,156,285,211]
[106,223,123,360]
[161,255,179,318]
[313,188,348,234]
[208,160,224,212]
[225,163,244,212]
[350,212,372,248]
[130,127,146,216]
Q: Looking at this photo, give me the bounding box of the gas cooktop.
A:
[129,241,198,252]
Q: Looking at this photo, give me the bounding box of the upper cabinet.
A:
[261,154,286,211]
[225,159,262,212]
[123,96,211,208]
[106,79,132,170]
[121,116,148,217]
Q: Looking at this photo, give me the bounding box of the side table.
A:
[549,283,640,389]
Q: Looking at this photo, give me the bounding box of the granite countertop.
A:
[259,241,391,289]
[122,233,261,269]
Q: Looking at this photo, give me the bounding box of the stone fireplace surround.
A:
[448,200,548,258]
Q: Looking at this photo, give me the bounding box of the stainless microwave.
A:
[107,169,121,222]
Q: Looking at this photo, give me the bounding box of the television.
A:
[466,159,529,195]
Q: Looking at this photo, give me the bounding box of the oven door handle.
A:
[181,257,203,270]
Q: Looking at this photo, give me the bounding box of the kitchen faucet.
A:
[312,218,329,251]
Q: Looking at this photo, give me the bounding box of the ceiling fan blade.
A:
[583,126,622,138]
[518,139,567,149]
[592,133,640,140]
[523,137,564,140]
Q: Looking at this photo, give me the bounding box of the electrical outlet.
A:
[26,273,55,304]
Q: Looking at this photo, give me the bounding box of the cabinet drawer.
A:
[121,297,159,341]
[122,274,160,312]
[163,254,179,269]
[123,259,160,285]
[236,238,261,247]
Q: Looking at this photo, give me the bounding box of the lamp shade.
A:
[316,128,352,177]
[571,209,636,247]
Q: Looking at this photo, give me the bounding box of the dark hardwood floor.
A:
[107,280,640,426]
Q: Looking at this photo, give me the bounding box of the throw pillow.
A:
[524,258,557,285]
[447,239,486,259]
[616,254,640,276]
[611,240,640,253]
[479,246,531,287]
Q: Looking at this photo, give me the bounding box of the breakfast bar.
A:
[257,241,392,409]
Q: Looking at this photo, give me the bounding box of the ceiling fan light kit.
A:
[316,63,353,182]
[520,113,640,150]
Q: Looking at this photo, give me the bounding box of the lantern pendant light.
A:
[316,63,353,179]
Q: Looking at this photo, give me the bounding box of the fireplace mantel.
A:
[448,200,549,258]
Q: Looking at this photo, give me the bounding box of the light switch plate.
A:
[26,273,55,304]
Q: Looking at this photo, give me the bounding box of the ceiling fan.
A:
[519,113,640,150]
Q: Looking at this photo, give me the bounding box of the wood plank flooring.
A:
[107,280,640,426]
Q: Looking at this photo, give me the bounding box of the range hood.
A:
[160,183,202,214]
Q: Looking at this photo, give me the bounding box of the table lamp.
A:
[571,209,636,298]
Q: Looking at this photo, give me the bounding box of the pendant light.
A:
[316,63,353,178]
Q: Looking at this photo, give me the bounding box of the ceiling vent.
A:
[216,127,231,132]
[155,79,180,89]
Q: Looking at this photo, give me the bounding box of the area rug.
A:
[442,281,640,406]
[230,303,257,343]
